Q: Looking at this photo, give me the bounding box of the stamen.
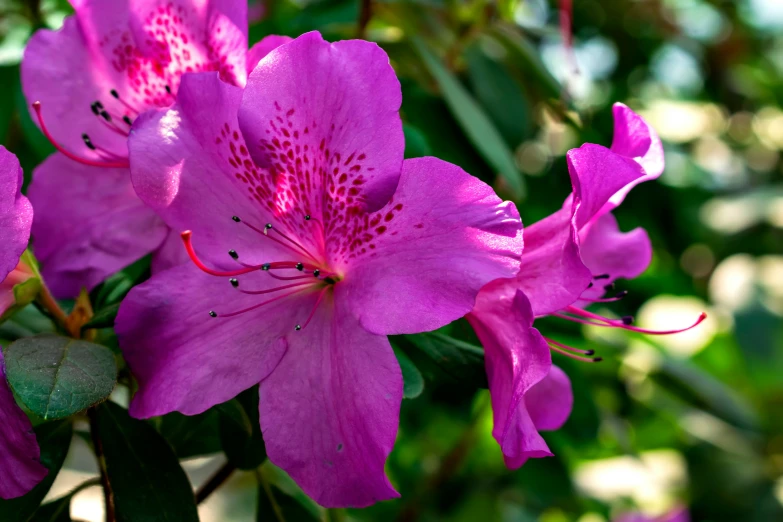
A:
[548,342,602,362]
[110,89,142,116]
[581,290,628,303]
[236,280,315,296]
[230,278,239,287]
[593,274,610,280]
[216,285,312,318]
[234,216,318,263]
[295,286,330,331]
[545,337,595,356]
[181,230,264,276]
[32,102,130,169]
[560,306,708,335]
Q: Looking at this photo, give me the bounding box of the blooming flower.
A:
[115,31,523,507]
[21,0,290,297]
[468,104,705,468]
[0,146,46,500]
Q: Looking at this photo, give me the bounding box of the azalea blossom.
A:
[21,0,290,297]
[116,32,523,507]
[468,104,706,468]
[0,146,46,500]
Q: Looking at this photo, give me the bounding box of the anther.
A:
[82,134,96,150]
[232,216,241,223]
[296,263,304,271]
[110,89,120,99]
[295,324,302,331]
[587,282,593,289]
[165,85,172,94]
[100,110,111,122]
[261,263,271,271]
[604,282,615,291]
[305,215,311,220]
[265,223,273,229]
[593,274,610,280]
[615,290,629,298]
[209,311,217,317]
[123,115,133,126]
[228,249,239,260]
[313,269,320,277]
[621,315,634,325]
[230,278,239,288]
[90,102,100,115]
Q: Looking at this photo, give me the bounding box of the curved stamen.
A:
[581,291,628,303]
[32,102,130,169]
[560,306,708,335]
[545,337,595,356]
[233,216,319,263]
[181,231,264,276]
[548,342,602,362]
[236,280,316,296]
[110,89,142,116]
[213,285,312,318]
[295,286,330,331]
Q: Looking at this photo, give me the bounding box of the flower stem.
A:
[195,461,237,504]
[35,280,70,333]
[88,407,116,522]
[357,0,372,38]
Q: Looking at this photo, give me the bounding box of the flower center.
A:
[181,213,337,331]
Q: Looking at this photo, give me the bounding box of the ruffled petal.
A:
[341,157,523,335]
[28,153,167,298]
[259,285,401,508]
[0,147,32,282]
[246,34,292,73]
[525,365,573,431]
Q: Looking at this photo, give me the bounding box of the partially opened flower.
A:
[116,32,523,507]
[469,104,705,468]
[0,146,46,500]
[21,0,291,297]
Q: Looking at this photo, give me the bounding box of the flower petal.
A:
[341,157,523,335]
[246,34,292,73]
[0,147,32,282]
[259,286,401,508]
[577,212,652,302]
[28,153,168,298]
[129,72,285,267]
[606,102,664,212]
[525,365,573,431]
[239,31,404,214]
[467,281,553,469]
[150,228,190,274]
[514,207,592,317]
[116,262,296,418]
[0,350,47,499]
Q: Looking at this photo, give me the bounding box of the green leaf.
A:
[257,476,319,522]
[259,462,324,521]
[218,387,266,470]
[0,421,73,522]
[4,335,117,420]
[393,346,425,399]
[403,123,432,158]
[81,303,120,331]
[403,332,487,389]
[158,410,222,459]
[92,255,151,309]
[95,401,199,522]
[412,37,525,199]
[30,495,72,522]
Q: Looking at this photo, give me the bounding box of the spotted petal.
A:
[0,147,32,282]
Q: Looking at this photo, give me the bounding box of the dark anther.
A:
[296,263,304,271]
[615,290,629,298]
[604,282,615,292]
[295,324,302,331]
[228,249,239,259]
[621,315,634,325]
[123,115,133,126]
[90,102,100,115]
[165,85,172,94]
[305,215,311,220]
[209,311,217,318]
[110,89,120,99]
[261,263,271,271]
[100,110,111,122]
[265,223,273,230]
[230,278,239,288]
[587,282,593,289]
[593,357,603,362]
[232,215,241,223]
[585,349,595,356]
[81,134,96,150]
[313,269,320,277]
[593,274,610,280]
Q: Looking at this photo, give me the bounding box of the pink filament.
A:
[560,306,707,335]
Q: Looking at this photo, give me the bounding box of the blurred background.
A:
[1,0,782,521]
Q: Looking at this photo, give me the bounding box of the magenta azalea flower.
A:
[469,104,705,468]
[0,147,46,500]
[115,32,523,507]
[21,0,291,297]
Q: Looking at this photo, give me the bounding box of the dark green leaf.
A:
[92,256,151,309]
[158,410,222,459]
[393,346,425,399]
[403,332,487,388]
[4,335,117,420]
[95,401,199,522]
[412,37,525,199]
[218,387,266,470]
[80,303,120,332]
[257,477,319,522]
[31,495,72,522]
[0,421,73,522]
[403,123,432,158]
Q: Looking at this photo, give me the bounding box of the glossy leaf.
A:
[393,346,425,399]
[94,401,199,522]
[218,387,266,470]
[4,335,117,420]
[403,332,487,389]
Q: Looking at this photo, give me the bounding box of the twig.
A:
[195,461,238,504]
[357,0,372,38]
[35,281,69,333]
[88,408,115,522]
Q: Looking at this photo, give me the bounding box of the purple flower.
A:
[21,0,291,297]
[469,104,704,468]
[0,146,46,500]
[115,32,523,507]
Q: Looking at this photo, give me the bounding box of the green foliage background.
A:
[1,0,782,521]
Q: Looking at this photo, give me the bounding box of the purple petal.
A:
[129,72,286,268]
[577,212,652,303]
[341,157,523,335]
[0,350,47,499]
[239,31,404,213]
[246,35,292,73]
[467,281,553,469]
[259,286,401,508]
[150,229,190,274]
[606,103,664,212]
[0,147,32,282]
[525,365,572,431]
[116,263,294,418]
[514,207,591,317]
[28,153,168,298]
